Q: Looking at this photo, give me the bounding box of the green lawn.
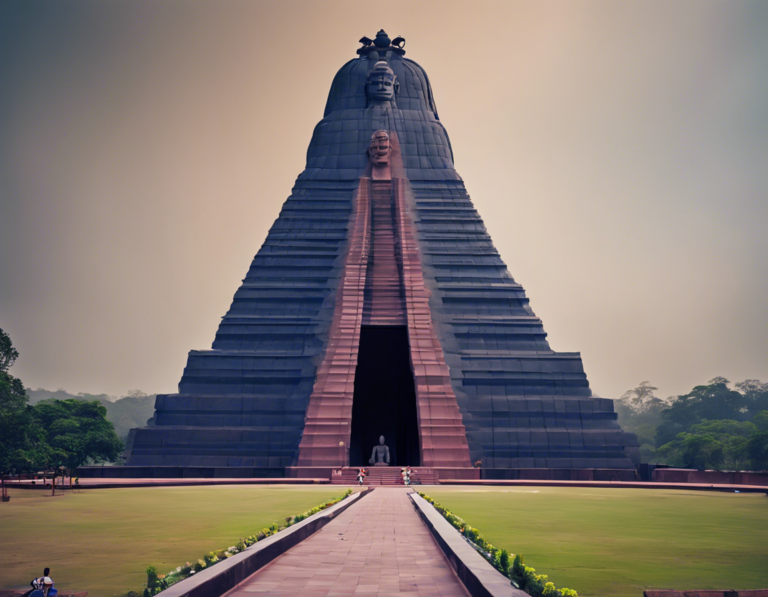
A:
[4,485,766,597]
[424,487,768,597]
[0,485,349,597]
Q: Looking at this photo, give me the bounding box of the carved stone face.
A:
[368,131,390,166]
[366,61,397,103]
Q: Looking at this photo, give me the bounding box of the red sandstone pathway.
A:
[225,488,470,597]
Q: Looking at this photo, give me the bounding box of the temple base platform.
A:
[77,465,639,482]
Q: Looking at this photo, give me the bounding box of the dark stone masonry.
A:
[125,30,639,476]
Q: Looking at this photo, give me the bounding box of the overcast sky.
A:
[1,0,766,401]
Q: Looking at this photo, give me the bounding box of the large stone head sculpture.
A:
[368,130,391,166]
[365,61,399,104]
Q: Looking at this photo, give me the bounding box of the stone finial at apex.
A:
[357,29,406,56]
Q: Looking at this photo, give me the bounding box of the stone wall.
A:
[652,469,768,486]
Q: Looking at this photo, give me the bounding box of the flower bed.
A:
[418,492,578,597]
[127,489,354,597]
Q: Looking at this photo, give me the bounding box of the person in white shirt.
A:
[28,568,53,597]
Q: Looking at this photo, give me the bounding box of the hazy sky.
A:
[1,0,766,402]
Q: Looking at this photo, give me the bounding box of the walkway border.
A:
[8,478,329,490]
[154,487,373,597]
[439,479,768,494]
[408,492,530,597]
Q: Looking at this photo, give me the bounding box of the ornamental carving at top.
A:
[357,29,405,56]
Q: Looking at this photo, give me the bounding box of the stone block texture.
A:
[127,32,639,471]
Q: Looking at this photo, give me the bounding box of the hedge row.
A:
[124,489,354,597]
[418,493,578,597]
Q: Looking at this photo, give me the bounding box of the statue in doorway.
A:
[369,435,391,466]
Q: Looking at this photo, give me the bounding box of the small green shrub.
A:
[421,494,578,597]
[146,566,159,592]
[499,549,510,575]
[140,490,354,595]
[203,551,218,566]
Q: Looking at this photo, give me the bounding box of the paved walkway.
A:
[225,488,470,597]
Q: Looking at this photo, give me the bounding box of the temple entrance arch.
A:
[349,326,420,466]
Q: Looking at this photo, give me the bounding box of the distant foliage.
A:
[0,328,19,372]
[27,388,156,441]
[0,329,123,485]
[617,377,768,470]
[615,382,668,462]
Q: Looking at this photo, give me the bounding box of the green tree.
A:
[753,410,768,432]
[658,419,756,470]
[0,328,19,372]
[0,328,27,413]
[0,328,53,501]
[621,381,663,412]
[747,413,768,471]
[0,407,54,498]
[32,399,124,472]
[736,380,768,416]
[747,432,768,471]
[658,432,725,470]
[655,378,747,447]
[616,382,667,462]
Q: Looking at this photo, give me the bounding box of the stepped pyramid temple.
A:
[125,31,639,479]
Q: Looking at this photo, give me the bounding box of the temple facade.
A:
[126,31,639,477]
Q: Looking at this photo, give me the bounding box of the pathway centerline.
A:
[225,487,470,597]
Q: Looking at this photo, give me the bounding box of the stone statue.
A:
[368,130,391,166]
[368,130,392,180]
[365,61,399,105]
[369,435,391,465]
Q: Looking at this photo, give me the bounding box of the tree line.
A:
[26,388,157,442]
[616,378,768,470]
[0,328,123,500]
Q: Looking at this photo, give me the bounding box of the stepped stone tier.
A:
[126,30,639,477]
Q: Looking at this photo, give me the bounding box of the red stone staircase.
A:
[330,467,438,486]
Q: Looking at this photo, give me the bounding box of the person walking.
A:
[356,468,366,486]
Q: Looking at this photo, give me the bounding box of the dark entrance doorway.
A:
[349,326,420,466]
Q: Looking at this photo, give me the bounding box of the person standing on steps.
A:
[357,468,367,486]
